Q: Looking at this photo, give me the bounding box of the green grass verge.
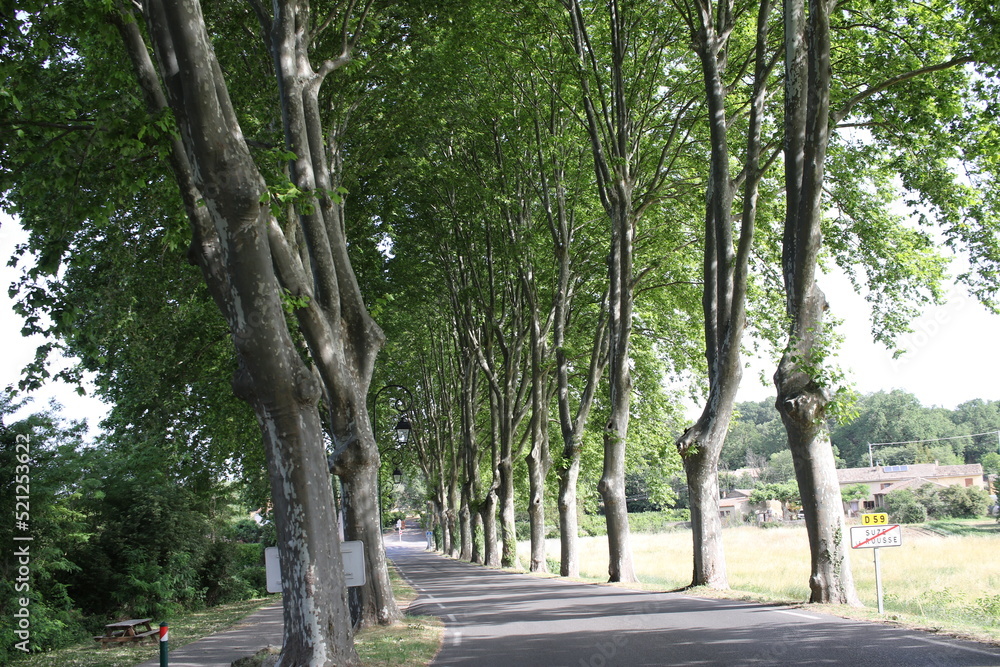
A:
[357,561,442,667]
[13,560,442,667]
[925,518,1000,536]
[14,596,280,667]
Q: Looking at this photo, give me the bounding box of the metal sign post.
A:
[873,548,885,614]
[850,514,902,614]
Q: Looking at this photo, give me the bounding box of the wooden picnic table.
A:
[93,618,158,647]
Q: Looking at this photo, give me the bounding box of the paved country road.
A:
[388,537,1000,667]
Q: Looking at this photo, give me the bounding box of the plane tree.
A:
[669,0,785,589]
[775,0,999,604]
[1,0,429,658]
[555,0,702,583]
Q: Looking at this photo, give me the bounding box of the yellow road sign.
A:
[862,512,888,526]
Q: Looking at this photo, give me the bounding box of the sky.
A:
[1,214,109,436]
[736,265,1000,410]
[2,211,999,440]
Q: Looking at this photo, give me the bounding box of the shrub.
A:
[896,500,928,524]
[939,485,990,518]
[578,514,607,537]
[913,484,947,519]
[228,518,265,543]
[885,489,927,524]
[575,510,689,537]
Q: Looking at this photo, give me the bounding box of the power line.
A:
[867,430,1000,467]
[868,430,1000,448]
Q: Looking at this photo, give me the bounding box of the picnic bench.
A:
[93,618,158,647]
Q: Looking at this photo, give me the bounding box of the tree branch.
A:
[832,55,973,125]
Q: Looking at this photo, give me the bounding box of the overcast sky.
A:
[3,212,998,439]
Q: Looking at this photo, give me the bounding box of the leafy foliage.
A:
[886,482,991,523]
[0,399,271,658]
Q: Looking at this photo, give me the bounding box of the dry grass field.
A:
[521,521,1000,641]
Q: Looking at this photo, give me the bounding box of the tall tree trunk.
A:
[471,510,484,565]
[258,0,402,627]
[600,205,639,583]
[340,457,399,627]
[480,489,501,567]
[120,2,360,662]
[775,289,861,604]
[679,423,731,588]
[676,0,772,591]
[498,452,519,567]
[778,0,861,606]
[526,426,550,573]
[459,489,474,561]
[447,439,462,559]
[555,294,607,578]
[250,381,358,665]
[556,457,581,577]
[459,350,480,562]
[438,494,452,555]
[481,395,502,567]
[525,302,552,573]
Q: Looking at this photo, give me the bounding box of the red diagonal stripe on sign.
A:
[856,526,895,548]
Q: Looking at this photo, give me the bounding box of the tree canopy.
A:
[2,0,999,649]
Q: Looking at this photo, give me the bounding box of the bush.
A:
[913,484,947,519]
[578,513,607,537]
[939,485,990,518]
[228,518,265,543]
[575,510,688,537]
[888,484,990,522]
[885,489,927,524]
[895,500,928,524]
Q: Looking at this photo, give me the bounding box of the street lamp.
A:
[372,384,414,530]
[394,416,411,445]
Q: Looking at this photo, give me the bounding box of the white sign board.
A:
[850,524,902,549]
[265,540,366,594]
[265,546,282,594]
[340,540,367,587]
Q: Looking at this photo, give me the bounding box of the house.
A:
[719,489,784,523]
[836,462,986,515]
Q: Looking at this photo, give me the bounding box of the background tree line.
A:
[722,391,1000,473]
[3,0,999,660]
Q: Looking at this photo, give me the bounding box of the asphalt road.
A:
[388,536,1000,667]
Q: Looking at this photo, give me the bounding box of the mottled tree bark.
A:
[676,0,773,591]
[120,0,362,660]
[777,0,860,606]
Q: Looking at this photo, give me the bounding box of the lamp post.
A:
[372,385,413,530]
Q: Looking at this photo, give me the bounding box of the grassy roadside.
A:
[14,561,442,667]
[352,562,443,667]
[14,596,281,667]
[237,563,443,667]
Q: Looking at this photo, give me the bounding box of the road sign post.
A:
[850,518,902,614]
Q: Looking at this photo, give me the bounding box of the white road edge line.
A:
[447,614,457,622]
[452,630,463,647]
[907,635,1000,657]
[775,610,822,620]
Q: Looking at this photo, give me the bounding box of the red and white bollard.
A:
[159,623,169,667]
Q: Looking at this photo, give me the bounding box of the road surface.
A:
[388,536,1000,666]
